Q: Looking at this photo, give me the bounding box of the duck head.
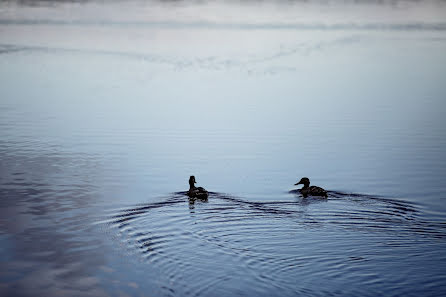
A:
[189,176,196,189]
[295,177,310,188]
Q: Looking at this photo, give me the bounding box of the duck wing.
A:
[197,187,207,192]
[309,186,328,197]
[187,187,208,199]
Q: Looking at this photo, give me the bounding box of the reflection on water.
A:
[0,147,107,296]
[1,0,446,296]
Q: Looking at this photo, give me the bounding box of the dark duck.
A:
[294,177,327,198]
[187,176,209,199]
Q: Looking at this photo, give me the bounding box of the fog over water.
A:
[1,1,446,296]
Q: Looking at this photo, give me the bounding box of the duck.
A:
[294,177,327,198]
[187,176,209,199]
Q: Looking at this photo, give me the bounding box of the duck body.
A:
[187,176,208,199]
[188,186,209,199]
[295,177,327,198]
[299,186,327,198]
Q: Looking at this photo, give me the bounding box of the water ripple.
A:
[98,191,446,297]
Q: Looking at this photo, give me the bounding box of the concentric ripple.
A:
[98,192,446,297]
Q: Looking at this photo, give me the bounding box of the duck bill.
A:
[294,182,301,185]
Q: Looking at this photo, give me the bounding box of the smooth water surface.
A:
[1,1,446,296]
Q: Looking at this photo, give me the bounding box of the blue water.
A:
[1,1,446,296]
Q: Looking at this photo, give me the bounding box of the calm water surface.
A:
[1,1,446,296]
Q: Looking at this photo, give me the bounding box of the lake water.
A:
[1,0,446,296]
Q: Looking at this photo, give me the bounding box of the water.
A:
[1,0,446,296]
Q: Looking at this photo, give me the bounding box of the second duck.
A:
[294,177,327,198]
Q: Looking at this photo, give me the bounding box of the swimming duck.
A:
[294,177,327,198]
[187,176,208,199]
